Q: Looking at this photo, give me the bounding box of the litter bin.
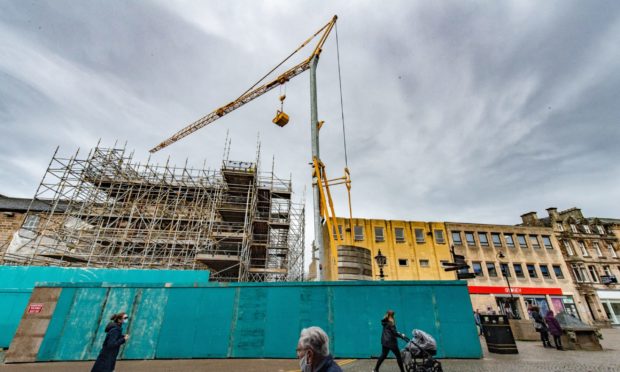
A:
[481,314,518,354]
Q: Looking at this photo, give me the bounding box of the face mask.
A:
[123,318,129,324]
[299,352,312,372]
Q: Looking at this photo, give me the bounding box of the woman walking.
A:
[373,310,405,372]
[545,310,564,350]
[531,306,551,348]
[91,312,130,372]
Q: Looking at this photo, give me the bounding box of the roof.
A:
[0,195,67,213]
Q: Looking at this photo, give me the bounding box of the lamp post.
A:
[374,249,387,280]
[497,251,517,318]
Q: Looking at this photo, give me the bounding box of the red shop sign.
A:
[468,285,563,296]
[27,303,44,314]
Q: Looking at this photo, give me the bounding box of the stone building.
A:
[445,221,587,322]
[0,195,67,260]
[520,208,620,327]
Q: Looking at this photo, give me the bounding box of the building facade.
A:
[325,217,453,281]
[520,208,620,327]
[445,222,588,322]
[0,195,66,261]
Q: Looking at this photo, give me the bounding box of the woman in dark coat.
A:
[373,310,405,372]
[531,306,551,348]
[91,312,130,372]
[545,310,563,350]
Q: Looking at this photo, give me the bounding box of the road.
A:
[1,329,619,371]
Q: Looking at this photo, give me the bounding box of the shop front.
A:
[468,285,580,320]
[597,290,620,325]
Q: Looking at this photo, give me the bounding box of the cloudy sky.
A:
[2,1,620,256]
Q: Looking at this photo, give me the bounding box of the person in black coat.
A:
[373,310,405,372]
[531,306,551,348]
[91,312,130,372]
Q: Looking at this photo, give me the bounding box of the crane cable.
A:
[335,22,349,168]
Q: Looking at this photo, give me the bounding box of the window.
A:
[452,231,462,245]
[395,227,405,243]
[540,265,551,278]
[500,263,510,277]
[526,264,538,278]
[593,242,603,257]
[374,227,384,242]
[552,265,564,279]
[415,229,425,243]
[588,266,599,283]
[570,224,578,233]
[478,232,489,247]
[472,262,483,276]
[465,232,475,246]
[578,241,588,256]
[583,225,591,234]
[609,243,618,258]
[556,223,564,232]
[434,230,445,244]
[529,235,540,249]
[486,262,498,277]
[23,215,40,229]
[504,234,515,248]
[333,224,343,240]
[603,265,612,277]
[513,263,525,278]
[398,259,408,266]
[572,264,587,282]
[354,225,364,241]
[517,234,527,248]
[542,236,553,249]
[419,259,430,268]
[563,240,574,256]
[491,233,502,247]
[597,225,605,235]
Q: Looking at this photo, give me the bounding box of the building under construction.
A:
[1,144,305,282]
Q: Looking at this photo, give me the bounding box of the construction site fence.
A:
[5,280,482,362]
[0,266,210,348]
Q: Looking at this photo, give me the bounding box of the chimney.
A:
[521,211,538,225]
[546,207,559,219]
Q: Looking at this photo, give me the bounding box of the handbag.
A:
[533,321,543,330]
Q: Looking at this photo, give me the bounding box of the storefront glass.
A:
[525,296,550,316]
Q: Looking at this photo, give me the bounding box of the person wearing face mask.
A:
[91,312,130,372]
[296,326,342,372]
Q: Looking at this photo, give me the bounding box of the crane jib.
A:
[149,60,311,153]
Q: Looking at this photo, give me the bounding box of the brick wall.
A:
[0,212,26,255]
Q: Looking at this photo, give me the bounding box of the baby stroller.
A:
[400,329,443,372]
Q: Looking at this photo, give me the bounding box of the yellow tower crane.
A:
[149,15,352,281]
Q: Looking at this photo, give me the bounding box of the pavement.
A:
[1,328,619,371]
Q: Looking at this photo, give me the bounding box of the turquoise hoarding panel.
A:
[35,281,482,361]
[263,286,302,358]
[0,265,209,348]
[190,288,236,358]
[54,288,109,361]
[156,288,203,359]
[122,288,169,359]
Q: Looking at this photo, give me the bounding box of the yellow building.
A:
[323,217,454,281]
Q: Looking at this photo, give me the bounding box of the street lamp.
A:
[374,249,387,280]
[497,251,517,318]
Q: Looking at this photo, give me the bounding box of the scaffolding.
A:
[1,143,305,282]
